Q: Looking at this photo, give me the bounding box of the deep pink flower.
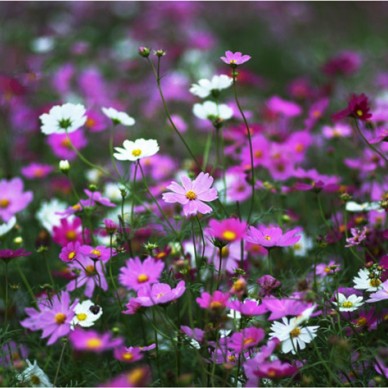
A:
[261,297,313,320]
[246,224,301,248]
[345,226,368,248]
[196,290,230,311]
[69,328,123,353]
[0,248,31,263]
[46,130,88,160]
[257,275,281,296]
[80,244,114,263]
[21,163,53,180]
[228,299,267,317]
[80,190,116,208]
[227,327,265,353]
[180,326,205,343]
[100,366,151,387]
[52,217,84,246]
[0,177,33,222]
[332,93,372,122]
[322,51,361,77]
[20,291,77,345]
[132,281,186,307]
[113,346,144,363]
[221,50,251,66]
[266,96,302,118]
[59,241,85,263]
[119,257,164,291]
[162,172,218,217]
[207,217,247,243]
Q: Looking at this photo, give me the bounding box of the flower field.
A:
[1,2,388,387]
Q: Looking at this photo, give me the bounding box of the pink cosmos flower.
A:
[113,346,144,363]
[246,224,301,248]
[260,297,314,320]
[207,217,247,243]
[196,290,230,311]
[100,367,151,387]
[20,291,77,345]
[180,326,205,343]
[52,217,84,246]
[345,226,368,248]
[59,241,85,263]
[226,327,265,353]
[162,172,218,217]
[258,275,282,296]
[132,281,186,307]
[80,244,114,262]
[46,130,88,160]
[332,93,372,122]
[119,257,164,291]
[0,177,33,222]
[79,189,116,208]
[69,328,123,353]
[221,50,251,66]
[0,248,31,263]
[21,163,53,180]
[228,299,268,317]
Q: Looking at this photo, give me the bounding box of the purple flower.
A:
[69,328,123,353]
[132,281,186,307]
[260,297,313,320]
[80,244,114,263]
[332,93,372,122]
[257,275,281,296]
[227,327,265,353]
[162,172,218,217]
[345,226,368,247]
[221,50,251,66]
[20,291,77,345]
[21,163,53,180]
[196,290,229,311]
[180,326,205,343]
[79,189,116,208]
[246,224,301,248]
[0,177,33,222]
[100,366,151,387]
[119,257,164,292]
[0,248,31,262]
[114,346,144,363]
[227,299,267,316]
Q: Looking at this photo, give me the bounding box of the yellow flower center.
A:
[77,313,87,321]
[254,150,263,158]
[33,168,45,177]
[86,338,103,349]
[72,203,82,211]
[227,355,236,362]
[127,368,145,385]
[85,265,96,276]
[232,279,245,292]
[185,190,197,200]
[210,301,223,310]
[137,273,149,283]
[243,337,255,346]
[221,246,229,257]
[295,143,304,153]
[0,198,10,208]
[356,109,363,117]
[30,375,41,385]
[86,117,95,128]
[290,327,301,338]
[68,251,76,260]
[222,230,236,241]
[55,312,67,324]
[264,235,271,241]
[132,149,142,157]
[267,369,277,378]
[356,317,367,327]
[312,110,321,118]
[91,249,101,257]
[122,352,133,361]
[342,301,353,308]
[66,230,77,241]
[370,278,381,287]
[61,137,72,149]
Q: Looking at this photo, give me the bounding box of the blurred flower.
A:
[114,139,159,162]
[333,293,364,312]
[40,103,87,135]
[190,75,232,98]
[257,275,281,296]
[332,93,372,122]
[80,189,116,208]
[59,160,70,173]
[366,280,388,303]
[345,226,368,247]
[46,130,88,161]
[113,346,144,363]
[101,366,151,387]
[69,329,123,353]
[0,177,33,222]
[21,163,53,180]
[221,50,251,66]
[193,101,233,121]
[0,341,29,369]
[345,201,382,212]
[246,224,301,248]
[71,300,103,329]
[0,216,16,237]
[162,172,218,217]
[322,51,361,77]
[196,290,229,311]
[227,299,267,317]
[322,123,352,139]
[16,359,53,387]
[101,107,135,126]
[226,327,265,353]
[0,248,31,263]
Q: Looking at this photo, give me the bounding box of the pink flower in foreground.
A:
[162,172,218,217]
[101,366,151,387]
[227,327,265,353]
[246,224,301,248]
[207,217,247,243]
[221,50,251,66]
[119,257,164,291]
[0,177,33,222]
[196,290,230,311]
[69,329,123,353]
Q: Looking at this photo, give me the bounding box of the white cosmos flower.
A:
[353,268,383,292]
[101,107,135,126]
[333,293,364,312]
[71,300,103,329]
[113,138,159,162]
[292,232,313,257]
[269,317,319,354]
[0,216,16,237]
[346,201,383,212]
[16,359,53,387]
[190,75,233,98]
[193,101,233,121]
[40,103,87,135]
[36,199,68,233]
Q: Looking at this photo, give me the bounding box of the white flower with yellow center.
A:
[333,293,364,312]
[102,107,135,126]
[113,139,159,162]
[269,317,319,354]
[36,199,69,233]
[71,300,103,329]
[353,268,383,292]
[193,101,233,121]
[40,103,87,135]
[16,359,53,387]
[190,75,233,98]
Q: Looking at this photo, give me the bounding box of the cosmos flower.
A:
[21,163,54,180]
[207,217,247,243]
[0,248,31,263]
[16,359,53,387]
[353,268,383,292]
[366,280,388,303]
[0,216,17,237]
[101,107,135,126]
[71,300,103,329]
[332,93,372,122]
[162,172,218,217]
[333,293,364,312]
[196,290,230,311]
[246,224,301,248]
[193,101,233,122]
[220,50,251,66]
[113,139,159,162]
[40,103,87,135]
[190,74,233,98]
[69,329,123,353]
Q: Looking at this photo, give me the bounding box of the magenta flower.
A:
[261,297,313,320]
[162,172,218,217]
[132,281,186,307]
[21,163,53,180]
[113,346,144,363]
[80,244,113,263]
[332,93,372,122]
[227,327,265,353]
[0,177,33,222]
[100,367,151,387]
[119,257,164,291]
[180,326,205,343]
[221,50,251,66]
[59,241,85,263]
[0,248,31,263]
[196,290,230,311]
[207,217,247,243]
[228,299,267,317]
[52,217,84,246]
[69,328,123,353]
[258,275,281,296]
[20,291,77,345]
[246,224,301,248]
[79,189,116,208]
[46,130,88,160]
[345,226,368,248]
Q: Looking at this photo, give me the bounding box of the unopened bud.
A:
[59,160,70,173]
[138,46,150,58]
[154,49,166,57]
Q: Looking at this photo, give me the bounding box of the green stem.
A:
[53,340,67,386]
[4,261,9,324]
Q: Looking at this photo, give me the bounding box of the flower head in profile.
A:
[69,329,123,353]
[40,103,87,135]
[113,139,159,162]
[353,267,383,292]
[332,93,372,122]
[101,107,135,126]
[221,50,251,66]
[0,248,31,263]
[162,172,218,217]
[246,224,301,248]
[190,75,233,98]
[16,359,53,387]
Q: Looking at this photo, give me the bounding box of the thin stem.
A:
[53,339,67,386]
[4,261,9,324]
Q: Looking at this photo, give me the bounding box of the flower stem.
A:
[53,339,67,386]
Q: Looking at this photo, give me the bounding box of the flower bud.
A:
[138,46,150,58]
[59,160,70,173]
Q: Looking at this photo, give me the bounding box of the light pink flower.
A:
[221,50,251,66]
[162,172,218,217]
